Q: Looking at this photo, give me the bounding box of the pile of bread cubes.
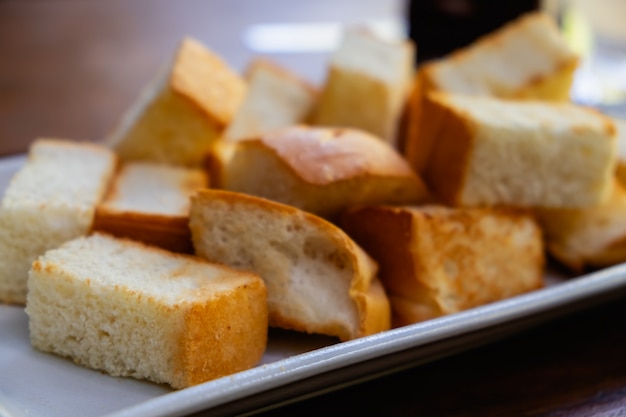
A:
[1,11,625,389]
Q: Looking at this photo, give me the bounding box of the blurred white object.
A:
[243,19,406,53]
[561,0,626,116]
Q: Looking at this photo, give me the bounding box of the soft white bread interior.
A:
[537,180,626,272]
[403,12,578,170]
[107,37,246,167]
[92,162,208,253]
[311,28,414,146]
[417,11,578,101]
[415,92,617,208]
[0,139,116,304]
[25,233,267,389]
[189,189,391,341]
[341,205,544,326]
[223,59,317,141]
[207,125,429,221]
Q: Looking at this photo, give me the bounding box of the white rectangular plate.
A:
[2,154,626,417]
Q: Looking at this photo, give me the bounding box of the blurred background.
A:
[0,0,624,156]
[0,0,405,155]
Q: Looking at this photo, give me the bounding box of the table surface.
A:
[2,1,626,416]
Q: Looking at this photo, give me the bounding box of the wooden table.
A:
[2,1,626,416]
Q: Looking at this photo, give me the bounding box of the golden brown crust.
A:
[207,126,430,221]
[170,37,246,128]
[176,277,267,388]
[394,70,416,154]
[192,188,342,236]
[585,244,626,269]
[250,138,429,211]
[401,73,423,171]
[415,62,441,95]
[258,126,419,185]
[616,163,626,189]
[615,119,626,187]
[410,206,544,312]
[92,209,194,253]
[353,277,391,337]
[203,143,227,188]
[342,205,544,325]
[342,205,420,298]
[421,92,476,206]
[402,81,449,176]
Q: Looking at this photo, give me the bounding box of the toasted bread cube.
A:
[108,37,246,167]
[418,12,578,101]
[0,140,116,304]
[93,162,208,253]
[341,205,544,326]
[403,12,579,170]
[207,126,429,221]
[223,59,317,141]
[26,233,268,389]
[416,93,616,208]
[190,189,390,341]
[311,29,414,146]
[538,180,626,272]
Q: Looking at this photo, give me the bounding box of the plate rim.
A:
[103,263,626,417]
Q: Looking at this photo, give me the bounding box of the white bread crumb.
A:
[26,233,268,389]
[189,189,390,341]
[0,139,116,304]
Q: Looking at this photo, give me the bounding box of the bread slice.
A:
[223,59,317,141]
[413,92,617,208]
[417,11,578,101]
[92,162,208,253]
[25,233,267,389]
[107,37,246,167]
[341,205,544,326]
[207,125,429,221]
[310,29,414,146]
[189,189,390,341]
[537,180,626,272]
[0,139,116,304]
[403,12,579,170]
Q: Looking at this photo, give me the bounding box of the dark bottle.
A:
[408,0,541,64]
